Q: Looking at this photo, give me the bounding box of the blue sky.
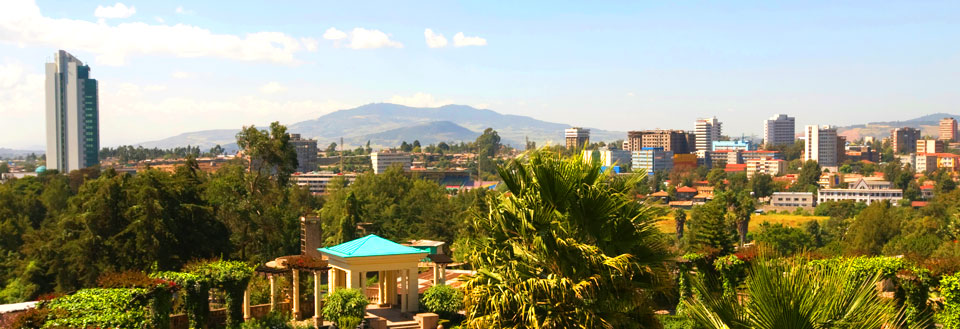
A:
[1,0,958,149]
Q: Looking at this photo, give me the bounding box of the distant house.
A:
[818,178,903,205]
[675,186,697,201]
[771,192,816,208]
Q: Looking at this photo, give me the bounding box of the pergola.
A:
[255,255,329,325]
[319,235,428,313]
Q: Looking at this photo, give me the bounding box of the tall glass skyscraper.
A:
[45,50,99,172]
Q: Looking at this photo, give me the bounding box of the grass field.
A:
[654,212,828,233]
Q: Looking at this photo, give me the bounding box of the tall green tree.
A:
[460,151,670,328]
[751,173,774,199]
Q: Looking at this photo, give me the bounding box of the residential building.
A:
[675,186,698,201]
[289,133,318,173]
[625,130,695,153]
[742,150,781,162]
[565,127,590,149]
[844,145,878,162]
[582,149,632,167]
[937,153,960,171]
[803,125,839,168]
[746,157,785,178]
[695,117,722,153]
[371,152,412,174]
[708,150,732,167]
[941,118,958,142]
[817,178,903,205]
[763,114,796,146]
[712,140,755,151]
[891,127,921,154]
[916,139,944,154]
[836,135,847,164]
[673,154,698,170]
[45,50,99,172]
[725,163,747,173]
[915,154,938,173]
[292,171,357,194]
[771,192,816,208]
[632,147,673,176]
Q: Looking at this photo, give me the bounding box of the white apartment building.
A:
[763,114,796,146]
[746,157,784,178]
[292,171,357,194]
[818,178,903,205]
[803,125,839,168]
[695,117,722,154]
[582,149,632,168]
[371,152,412,174]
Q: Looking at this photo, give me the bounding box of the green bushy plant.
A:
[421,285,464,318]
[241,311,292,329]
[44,288,153,328]
[941,273,960,329]
[322,288,368,328]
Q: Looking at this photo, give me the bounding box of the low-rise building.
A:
[746,157,784,178]
[817,178,903,205]
[712,140,755,151]
[916,139,945,154]
[915,154,939,173]
[771,192,816,208]
[292,171,357,194]
[675,186,698,201]
[742,150,781,162]
[371,151,412,174]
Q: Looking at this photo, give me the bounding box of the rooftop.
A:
[319,234,428,258]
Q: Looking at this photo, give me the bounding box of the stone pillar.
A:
[313,270,323,327]
[400,269,408,312]
[439,265,446,286]
[407,267,419,312]
[292,269,300,320]
[269,274,276,311]
[243,288,251,320]
[378,270,386,304]
[329,268,338,294]
[345,269,354,289]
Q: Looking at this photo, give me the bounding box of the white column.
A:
[292,269,301,320]
[329,268,338,294]
[345,270,354,289]
[243,288,251,320]
[400,269,408,312]
[378,270,385,304]
[313,271,322,324]
[269,274,276,311]
[407,267,419,312]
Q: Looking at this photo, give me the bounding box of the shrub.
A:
[421,285,464,318]
[44,288,153,328]
[322,288,368,328]
[657,314,700,329]
[187,260,255,328]
[5,306,49,329]
[241,311,292,329]
[941,273,960,329]
[152,271,212,329]
[335,315,362,329]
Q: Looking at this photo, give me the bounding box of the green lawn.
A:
[655,212,827,233]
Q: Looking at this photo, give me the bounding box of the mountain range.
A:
[836,113,960,141]
[137,103,624,151]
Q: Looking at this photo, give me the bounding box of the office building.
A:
[45,50,99,172]
[771,192,816,208]
[632,147,673,176]
[565,127,590,149]
[746,157,785,178]
[915,154,938,173]
[289,133,318,173]
[818,178,903,205]
[625,130,695,154]
[712,140,755,151]
[371,152,412,174]
[582,149,632,168]
[941,118,958,142]
[292,171,357,194]
[763,114,796,147]
[891,127,921,154]
[695,117,722,153]
[742,150,781,162]
[803,125,839,168]
[916,139,944,155]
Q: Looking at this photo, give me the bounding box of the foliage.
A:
[657,314,700,329]
[322,288,369,328]
[941,273,960,329]
[713,255,747,298]
[44,288,153,329]
[459,150,670,328]
[752,222,814,256]
[421,285,464,318]
[685,197,737,256]
[793,160,821,192]
[844,201,903,255]
[682,256,910,329]
[750,173,774,199]
[152,271,212,329]
[187,260,255,327]
[241,311,293,329]
[5,306,49,329]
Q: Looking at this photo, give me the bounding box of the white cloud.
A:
[175,6,194,15]
[170,71,193,79]
[95,2,136,19]
[626,92,636,97]
[325,27,402,49]
[424,29,448,48]
[259,81,286,94]
[301,37,318,52]
[0,0,313,65]
[323,27,347,40]
[453,32,487,47]
[154,16,164,23]
[0,59,47,148]
[388,92,453,108]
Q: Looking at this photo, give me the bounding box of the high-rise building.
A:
[891,127,921,154]
[625,130,695,154]
[45,50,99,172]
[940,118,958,142]
[763,114,796,147]
[917,139,945,155]
[631,147,673,176]
[564,127,590,150]
[695,117,721,154]
[288,133,318,173]
[803,125,839,168]
[371,152,412,174]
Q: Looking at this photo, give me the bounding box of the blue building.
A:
[712,140,755,151]
[632,147,674,176]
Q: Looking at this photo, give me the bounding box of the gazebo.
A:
[319,235,428,313]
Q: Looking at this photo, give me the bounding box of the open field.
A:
[654,212,828,233]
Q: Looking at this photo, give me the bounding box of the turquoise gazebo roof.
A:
[318,234,427,258]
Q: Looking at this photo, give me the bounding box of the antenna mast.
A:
[339,137,344,173]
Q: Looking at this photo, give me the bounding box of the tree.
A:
[475,128,501,157]
[844,201,902,255]
[752,223,813,255]
[236,122,298,186]
[327,191,361,245]
[794,160,821,192]
[674,208,687,241]
[751,173,774,199]
[0,163,8,174]
[707,168,727,190]
[325,142,338,153]
[685,197,738,256]
[208,144,224,156]
[460,151,670,328]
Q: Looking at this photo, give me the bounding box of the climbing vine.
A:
[941,273,960,329]
[187,260,255,328]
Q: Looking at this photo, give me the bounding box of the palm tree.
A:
[459,150,671,329]
[682,256,923,329]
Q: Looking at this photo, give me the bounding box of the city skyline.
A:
[2,0,960,149]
